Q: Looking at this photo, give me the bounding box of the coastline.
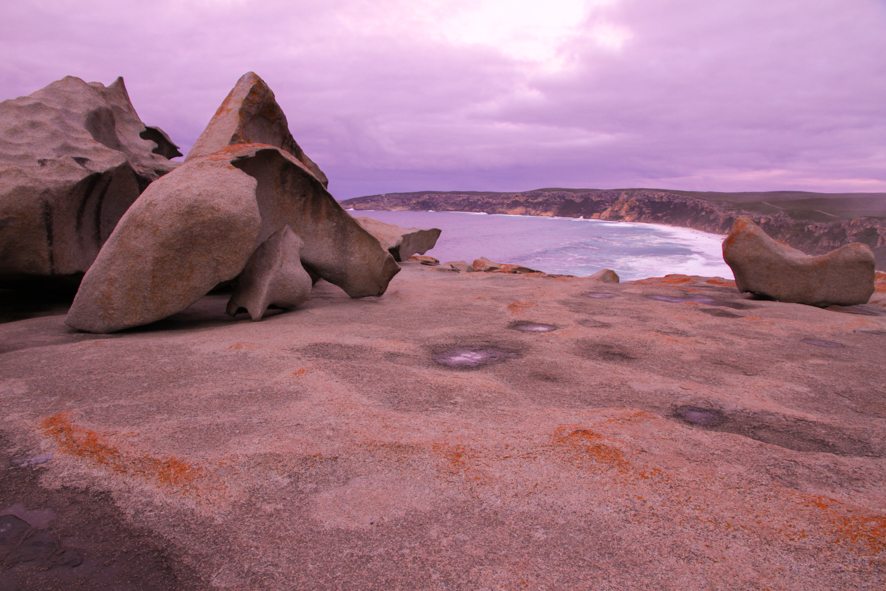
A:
[350,208,732,280]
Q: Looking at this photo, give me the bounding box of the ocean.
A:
[351,209,734,281]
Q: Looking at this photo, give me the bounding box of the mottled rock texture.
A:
[723,217,875,306]
[227,225,312,321]
[355,216,441,261]
[0,76,179,280]
[2,267,884,590]
[186,71,328,187]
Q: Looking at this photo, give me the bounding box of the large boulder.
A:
[66,145,399,332]
[186,72,328,187]
[227,226,312,321]
[65,159,262,332]
[722,217,875,306]
[0,76,179,280]
[354,217,441,261]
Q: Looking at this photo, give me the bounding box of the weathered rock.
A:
[186,72,328,187]
[408,254,440,266]
[67,145,399,332]
[472,257,501,272]
[0,76,179,280]
[228,145,399,297]
[445,261,471,272]
[65,159,262,332]
[588,269,620,283]
[722,217,875,306]
[227,226,312,321]
[354,217,441,261]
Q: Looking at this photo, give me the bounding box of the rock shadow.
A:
[670,404,879,457]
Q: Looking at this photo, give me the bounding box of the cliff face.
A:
[343,188,886,269]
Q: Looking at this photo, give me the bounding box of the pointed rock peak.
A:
[186,71,328,187]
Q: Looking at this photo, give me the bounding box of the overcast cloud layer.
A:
[2,0,885,198]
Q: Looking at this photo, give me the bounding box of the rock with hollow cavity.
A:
[227,226,312,320]
[66,145,399,332]
[722,217,875,306]
[66,160,262,332]
[186,72,328,187]
[0,76,180,280]
[588,269,620,283]
[354,217,441,261]
[227,144,399,297]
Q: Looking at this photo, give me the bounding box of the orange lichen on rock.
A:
[551,425,630,473]
[705,277,736,287]
[40,412,202,490]
[875,271,886,292]
[507,300,536,315]
[431,442,488,484]
[802,495,886,554]
[291,367,309,377]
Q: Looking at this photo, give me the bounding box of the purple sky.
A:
[2,0,885,198]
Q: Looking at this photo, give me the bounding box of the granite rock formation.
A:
[186,71,328,187]
[227,226,312,320]
[588,269,620,283]
[66,72,399,333]
[354,217,441,261]
[65,159,262,333]
[722,217,875,306]
[0,76,179,280]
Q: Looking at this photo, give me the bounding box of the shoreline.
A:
[350,208,732,280]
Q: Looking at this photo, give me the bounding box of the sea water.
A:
[352,209,734,281]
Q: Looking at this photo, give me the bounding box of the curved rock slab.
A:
[186,72,328,187]
[227,226,312,321]
[723,217,875,306]
[66,160,261,332]
[0,76,179,279]
[227,145,399,298]
[354,217,441,262]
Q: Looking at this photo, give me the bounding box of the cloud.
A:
[1,0,884,197]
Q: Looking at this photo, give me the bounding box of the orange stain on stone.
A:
[552,426,630,473]
[705,277,736,287]
[291,367,309,377]
[40,412,202,490]
[227,342,257,351]
[802,495,886,554]
[507,300,536,315]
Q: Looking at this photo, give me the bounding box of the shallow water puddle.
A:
[508,321,558,333]
[431,345,521,369]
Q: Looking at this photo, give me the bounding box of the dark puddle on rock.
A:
[826,305,885,317]
[800,338,845,349]
[577,318,612,328]
[645,293,752,310]
[0,435,206,590]
[580,291,617,299]
[508,321,558,333]
[670,405,877,457]
[575,340,638,362]
[698,308,742,318]
[853,329,886,336]
[673,405,727,427]
[431,344,522,370]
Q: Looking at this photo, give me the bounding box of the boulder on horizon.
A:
[722,217,875,306]
[588,269,620,283]
[185,71,328,187]
[227,226,312,321]
[354,216,441,261]
[0,76,180,280]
